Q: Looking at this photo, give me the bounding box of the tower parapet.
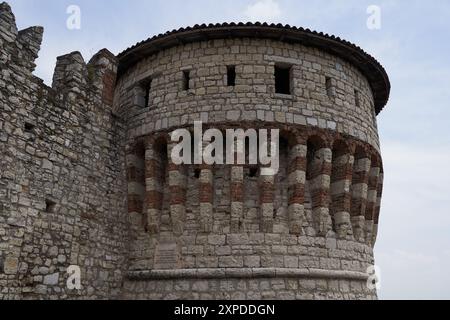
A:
[0,3,43,72]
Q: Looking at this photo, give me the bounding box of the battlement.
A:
[0,2,117,106]
[0,2,126,300]
[0,2,43,72]
[51,49,118,106]
[0,2,18,43]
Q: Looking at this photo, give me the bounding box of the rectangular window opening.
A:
[183,70,191,91]
[227,66,236,86]
[136,77,152,108]
[45,199,56,213]
[326,77,333,98]
[24,122,35,132]
[144,79,152,108]
[275,64,292,95]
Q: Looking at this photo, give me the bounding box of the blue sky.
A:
[7,0,450,299]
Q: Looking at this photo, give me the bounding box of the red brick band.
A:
[288,143,307,235]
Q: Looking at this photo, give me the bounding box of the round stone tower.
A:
[115,23,390,300]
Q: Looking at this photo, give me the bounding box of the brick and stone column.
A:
[309,143,333,236]
[230,166,244,233]
[199,151,214,233]
[126,143,145,229]
[168,141,187,236]
[365,164,381,245]
[230,137,245,233]
[330,147,354,239]
[288,141,307,235]
[350,154,371,242]
[145,139,163,234]
[372,171,384,246]
[260,174,275,233]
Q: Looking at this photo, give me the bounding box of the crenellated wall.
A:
[0,2,129,299]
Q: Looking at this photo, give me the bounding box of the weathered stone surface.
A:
[0,3,127,300]
[4,257,19,275]
[43,273,59,286]
[0,3,388,300]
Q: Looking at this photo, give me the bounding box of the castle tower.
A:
[117,24,390,300]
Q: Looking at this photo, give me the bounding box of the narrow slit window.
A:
[325,77,333,98]
[227,66,236,86]
[275,65,292,95]
[144,79,152,108]
[135,78,152,108]
[355,89,361,107]
[183,70,191,91]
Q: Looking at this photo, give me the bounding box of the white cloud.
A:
[244,0,282,22]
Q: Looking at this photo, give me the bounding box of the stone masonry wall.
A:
[0,3,129,299]
[122,126,381,300]
[115,37,380,152]
[117,33,384,299]
[0,1,387,300]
